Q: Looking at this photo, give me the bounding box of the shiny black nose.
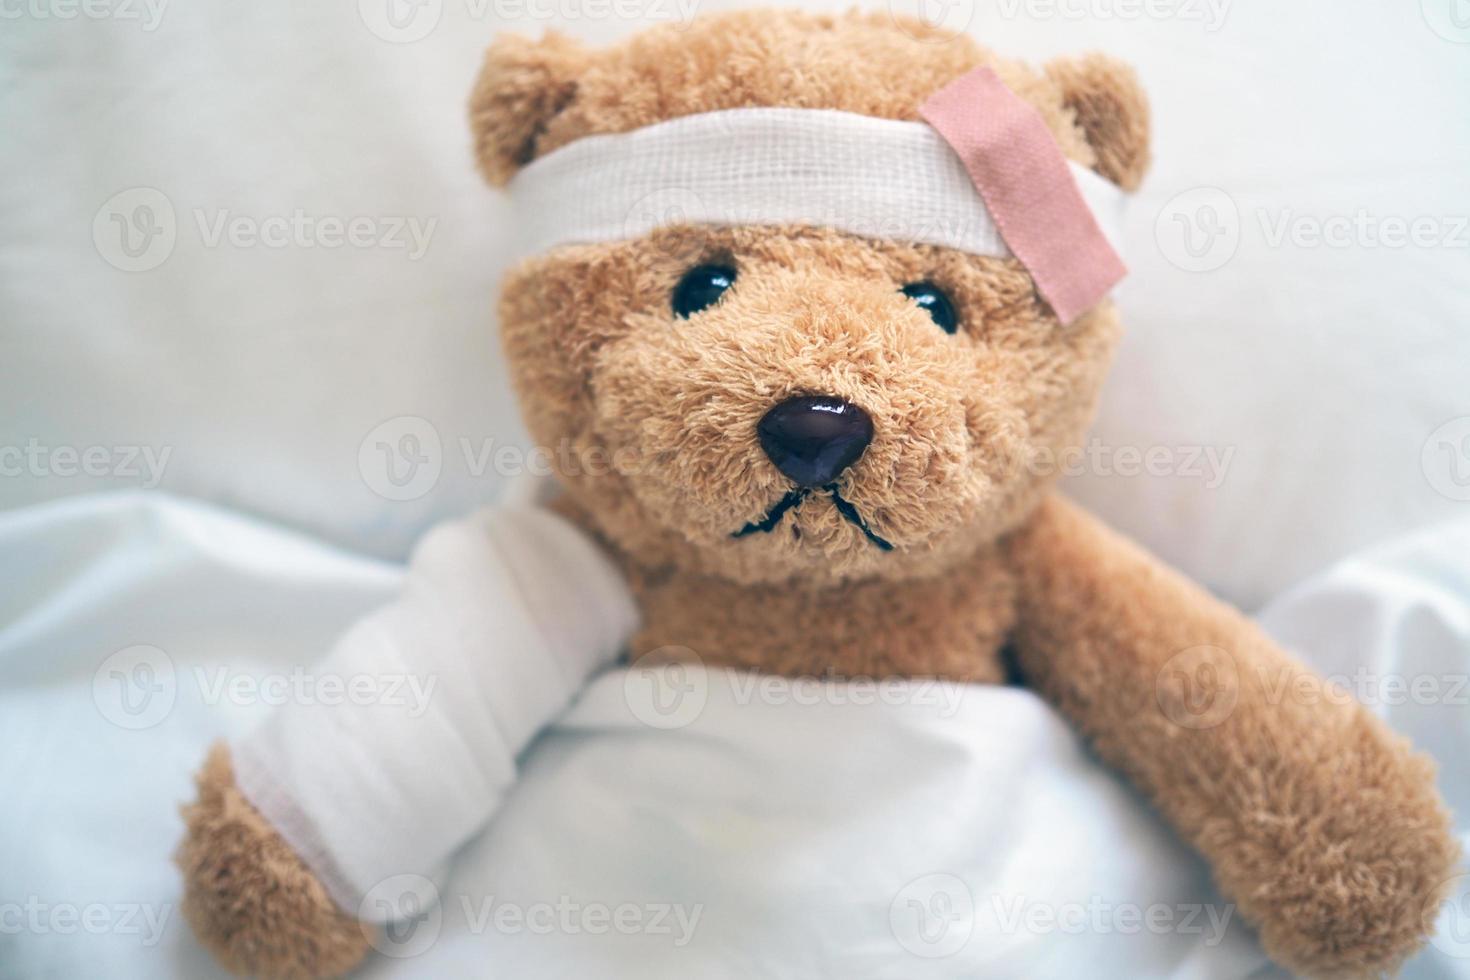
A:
[757,396,873,487]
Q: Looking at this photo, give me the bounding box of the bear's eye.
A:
[672,264,737,318]
[900,282,958,335]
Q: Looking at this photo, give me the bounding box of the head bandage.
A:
[508,68,1128,324]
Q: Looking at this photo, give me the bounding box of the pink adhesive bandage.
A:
[920,68,1127,324]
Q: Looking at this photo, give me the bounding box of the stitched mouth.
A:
[732,484,893,551]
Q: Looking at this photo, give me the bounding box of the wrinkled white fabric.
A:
[231,506,638,920]
[508,107,1126,262]
[0,492,1467,979]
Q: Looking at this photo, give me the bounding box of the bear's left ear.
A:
[469,31,591,187]
[1044,54,1151,192]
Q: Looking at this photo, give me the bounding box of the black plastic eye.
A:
[672,264,737,318]
[900,282,958,334]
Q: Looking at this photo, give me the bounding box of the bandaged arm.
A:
[229,505,638,923]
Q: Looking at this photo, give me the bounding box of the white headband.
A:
[506,70,1131,323]
[510,106,1122,255]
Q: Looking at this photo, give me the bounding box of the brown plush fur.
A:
[1006,496,1459,977]
[471,9,1148,188]
[179,10,1456,979]
[176,744,371,979]
[503,223,1119,589]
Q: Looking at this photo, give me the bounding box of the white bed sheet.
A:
[0,491,1467,979]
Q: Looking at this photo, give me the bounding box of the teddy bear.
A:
[176,10,1458,978]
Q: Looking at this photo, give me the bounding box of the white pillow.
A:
[2,0,1466,607]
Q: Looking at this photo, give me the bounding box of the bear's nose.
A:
[757,396,873,487]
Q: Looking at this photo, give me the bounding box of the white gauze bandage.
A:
[508,73,1130,325]
[230,506,638,922]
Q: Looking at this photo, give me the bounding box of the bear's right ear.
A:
[469,31,590,187]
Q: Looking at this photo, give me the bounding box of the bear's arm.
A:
[176,505,639,979]
[177,743,371,979]
[1002,492,1459,977]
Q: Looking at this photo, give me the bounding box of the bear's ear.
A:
[1044,54,1151,192]
[469,31,590,187]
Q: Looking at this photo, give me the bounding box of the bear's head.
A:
[472,10,1148,589]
